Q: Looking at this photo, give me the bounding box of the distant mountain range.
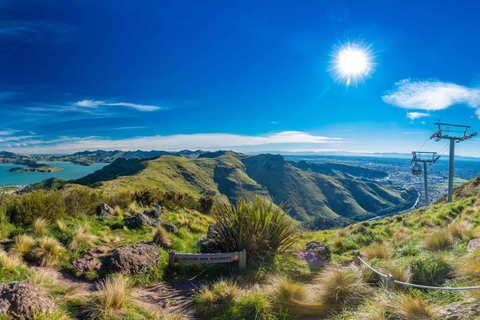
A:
[32,151,417,229]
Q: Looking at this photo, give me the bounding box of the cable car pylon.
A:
[411,151,440,206]
[430,122,477,202]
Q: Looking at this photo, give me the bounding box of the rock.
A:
[207,224,218,239]
[96,203,115,218]
[0,281,55,320]
[467,238,480,251]
[123,213,159,229]
[161,221,178,234]
[302,241,331,266]
[200,239,220,253]
[72,257,102,273]
[144,209,162,221]
[442,301,480,319]
[106,244,159,274]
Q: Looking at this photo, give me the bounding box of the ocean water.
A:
[0,162,108,186]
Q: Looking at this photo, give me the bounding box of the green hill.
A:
[62,152,415,227]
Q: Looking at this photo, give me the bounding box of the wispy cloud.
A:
[0,21,74,44]
[383,79,480,111]
[406,112,430,120]
[73,100,161,111]
[0,129,20,136]
[0,131,342,153]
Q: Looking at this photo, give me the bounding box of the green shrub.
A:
[410,255,453,286]
[212,196,296,262]
[6,190,66,225]
[198,195,215,214]
[63,186,104,217]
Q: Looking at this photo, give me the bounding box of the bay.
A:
[0,162,108,186]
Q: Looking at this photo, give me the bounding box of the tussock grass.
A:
[315,265,373,308]
[333,236,344,248]
[55,219,68,233]
[152,225,171,247]
[113,205,123,219]
[212,196,296,262]
[81,274,132,319]
[393,227,409,241]
[11,234,36,258]
[457,248,480,278]
[0,248,25,268]
[378,262,412,291]
[359,294,437,320]
[32,236,66,267]
[389,294,438,319]
[33,217,49,236]
[194,279,240,316]
[83,221,91,233]
[448,220,476,240]
[423,228,454,251]
[69,225,97,251]
[363,243,390,260]
[267,275,322,315]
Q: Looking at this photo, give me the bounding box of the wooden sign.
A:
[169,249,246,272]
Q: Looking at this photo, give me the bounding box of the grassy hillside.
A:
[290,160,388,180]
[61,152,414,227]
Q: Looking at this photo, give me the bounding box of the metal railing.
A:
[355,251,480,291]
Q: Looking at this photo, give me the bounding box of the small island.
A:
[9,163,64,173]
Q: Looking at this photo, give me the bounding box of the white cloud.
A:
[406,112,430,120]
[0,129,20,136]
[0,131,341,153]
[74,100,101,108]
[73,100,161,112]
[383,79,480,111]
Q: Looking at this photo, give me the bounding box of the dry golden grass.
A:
[82,274,132,319]
[378,262,412,291]
[83,221,91,233]
[390,294,438,319]
[56,219,69,233]
[69,225,97,251]
[393,227,409,241]
[333,236,343,248]
[33,217,49,236]
[11,234,36,258]
[32,236,66,267]
[0,248,25,268]
[423,228,454,251]
[314,265,373,309]
[152,225,171,247]
[113,205,123,219]
[363,243,390,260]
[449,221,476,240]
[456,248,480,278]
[267,275,322,315]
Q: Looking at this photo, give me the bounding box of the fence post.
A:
[239,249,247,273]
[169,250,176,268]
[385,274,392,290]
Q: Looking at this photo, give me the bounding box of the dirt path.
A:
[29,266,198,317]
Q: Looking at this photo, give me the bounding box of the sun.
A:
[329,42,375,87]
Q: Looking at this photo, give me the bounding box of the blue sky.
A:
[1,0,480,156]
